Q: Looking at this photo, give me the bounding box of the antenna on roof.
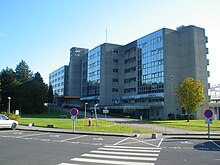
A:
[105,26,108,43]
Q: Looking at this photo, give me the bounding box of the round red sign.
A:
[70,108,78,116]
[204,109,213,118]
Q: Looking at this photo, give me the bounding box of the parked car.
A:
[0,114,18,130]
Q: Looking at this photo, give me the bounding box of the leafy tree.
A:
[48,85,54,103]
[0,68,18,111]
[15,60,33,83]
[1,61,49,114]
[175,77,205,122]
[15,72,48,114]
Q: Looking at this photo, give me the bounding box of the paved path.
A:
[53,106,220,135]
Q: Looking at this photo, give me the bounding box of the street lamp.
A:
[8,97,11,114]
[94,104,98,126]
[84,103,88,118]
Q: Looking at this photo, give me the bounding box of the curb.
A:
[17,126,137,137]
[163,133,220,140]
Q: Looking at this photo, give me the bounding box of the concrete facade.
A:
[68,47,88,97]
[49,25,209,119]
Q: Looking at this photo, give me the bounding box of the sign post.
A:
[70,108,78,132]
[204,109,213,138]
[103,107,109,120]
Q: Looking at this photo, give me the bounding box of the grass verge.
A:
[19,108,151,133]
[147,120,220,131]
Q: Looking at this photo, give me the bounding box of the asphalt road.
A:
[0,129,220,165]
[157,138,220,165]
[0,129,162,165]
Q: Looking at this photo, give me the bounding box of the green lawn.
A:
[19,108,220,132]
[19,108,151,133]
[147,120,220,131]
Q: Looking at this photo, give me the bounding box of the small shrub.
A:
[168,113,175,120]
[0,111,20,121]
[176,114,195,120]
[9,113,21,121]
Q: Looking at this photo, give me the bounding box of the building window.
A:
[113,78,118,82]
[112,88,118,92]
[113,59,118,63]
[124,88,136,93]
[113,69,118,73]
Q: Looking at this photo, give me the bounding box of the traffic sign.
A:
[103,109,109,114]
[204,109,213,118]
[205,118,212,124]
[71,116,77,121]
[70,108,78,116]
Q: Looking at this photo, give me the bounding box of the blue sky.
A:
[0,0,220,84]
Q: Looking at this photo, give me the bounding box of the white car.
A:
[0,114,18,130]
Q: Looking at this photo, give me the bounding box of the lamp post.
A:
[8,97,11,114]
[94,104,98,126]
[84,103,88,118]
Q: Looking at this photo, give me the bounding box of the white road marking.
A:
[0,130,15,133]
[50,134,60,137]
[93,137,103,140]
[157,138,163,147]
[105,145,161,150]
[60,135,88,142]
[58,163,79,165]
[90,150,159,156]
[118,138,158,147]
[16,132,51,138]
[98,147,160,153]
[113,137,130,145]
[210,140,220,149]
[81,153,157,161]
[71,157,155,165]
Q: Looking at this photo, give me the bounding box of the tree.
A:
[15,60,33,83]
[175,77,205,122]
[16,72,48,114]
[48,85,54,103]
[0,68,18,111]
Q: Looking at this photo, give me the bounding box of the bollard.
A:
[88,118,92,126]
[151,133,157,139]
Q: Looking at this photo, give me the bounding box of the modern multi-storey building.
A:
[49,65,69,104]
[49,25,210,119]
[209,84,220,120]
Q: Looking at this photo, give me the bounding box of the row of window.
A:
[124,67,136,74]
[123,98,164,104]
[142,60,163,69]
[49,70,65,79]
[124,57,136,64]
[124,46,136,55]
[141,48,163,59]
[53,82,64,88]
[141,65,164,75]
[138,89,164,94]
[124,88,136,93]
[50,76,64,83]
[88,61,100,69]
[138,36,162,48]
[142,72,164,80]
[88,70,100,77]
[140,77,164,85]
[124,77,136,84]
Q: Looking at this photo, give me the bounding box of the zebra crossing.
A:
[58,145,161,165]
